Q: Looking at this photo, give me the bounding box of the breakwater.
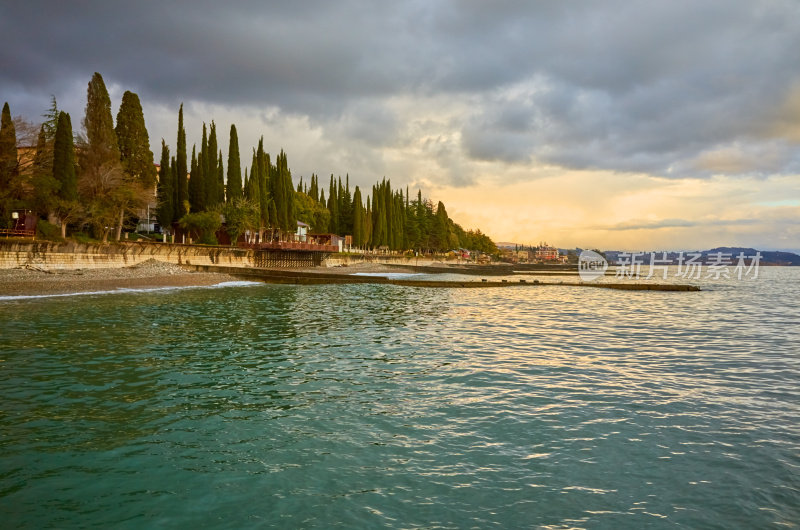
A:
[189,264,701,291]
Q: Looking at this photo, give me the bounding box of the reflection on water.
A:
[1,269,799,528]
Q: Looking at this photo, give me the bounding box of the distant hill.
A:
[495,242,519,249]
[499,244,800,265]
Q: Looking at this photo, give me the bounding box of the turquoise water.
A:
[1,269,799,528]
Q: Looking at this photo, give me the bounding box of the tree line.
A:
[1,72,498,254]
[157,106,497,253]
[1,73,155,242]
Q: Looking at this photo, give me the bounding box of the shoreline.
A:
[0,261,424,297]
[0,260,701,297]
[0,260,241,297]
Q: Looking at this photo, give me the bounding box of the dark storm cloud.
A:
[1,0,799,182]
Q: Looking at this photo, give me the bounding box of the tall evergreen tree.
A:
[268,200,278,232]
[340,174,353,234]
[364,201,373,247]
[196,149,206,211]
[352,186,363,247]
[275,150,295,232]
[188,145,201,211]
[434,201,450,251]
[206,121,218,207]
[80,72,129,241]
[195,147,206,212]
[244,156,259,205]
[82,73,120,165]
[226,124,242,202]
[41,96,59,140]
[53,112,77,202]
[327,175,338,234]
[245,154,256,200]
[309,173,318,203]
[217,154,224,204]
[0,102,19,226]
[175,104,188,218]
[115,90,156,188]
[256,140,269,229]
[156,140,174,233]
[30,125,58,218]
[197,123,209,209]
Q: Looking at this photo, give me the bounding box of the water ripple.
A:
[1,271,799,528]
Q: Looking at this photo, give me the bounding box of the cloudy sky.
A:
[2,0,799,251]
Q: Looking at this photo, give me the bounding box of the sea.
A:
[1,267,798,528]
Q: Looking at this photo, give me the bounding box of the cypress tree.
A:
[364,201,373,247]
[156,140,174,232]
[217,153,224,204]
[175,104,188,218]
[198,123,209,209]
[352,186,363,247]
[246,152,258,202]
[245,156,259,205]
[115,90,156,188]
[170,156,178,221]
[196,149,205,211]
[53,112,77,202]
[371,185,384,247]
[1,102,19,227]
[0,102,18,190]
[341,174,352,234]
[188,145,201,212]
[268,148,282,230]
[434,201,450,251]
[226,124,242,202]
[206,121,218,207]
[268,200,278,232]
[82,73,120,165]
[30,125,54,217]
[309,173,318,203]
[279,150,295,232]
[394,190,405,250]
[327,175,338,234]
[256,139,269,228]
[80,72,127,241]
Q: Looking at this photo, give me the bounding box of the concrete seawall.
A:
[0,240,449,270]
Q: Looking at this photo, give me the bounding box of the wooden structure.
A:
[2,210,37,239]
[251,249,327,268]
[0,229,35,239]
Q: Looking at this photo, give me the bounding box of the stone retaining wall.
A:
[0,240,463,270]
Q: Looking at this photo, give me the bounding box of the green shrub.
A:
[197,232,219,246]
[36,220,64,241]
[72,232,95,244]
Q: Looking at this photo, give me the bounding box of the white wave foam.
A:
[350,272,424,279]
[0,280,264,301]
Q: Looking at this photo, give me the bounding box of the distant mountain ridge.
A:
[498,243,800,265]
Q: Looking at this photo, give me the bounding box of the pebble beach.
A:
[0,259,240,297]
